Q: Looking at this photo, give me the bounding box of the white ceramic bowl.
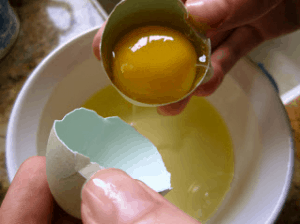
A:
[6,27,293,224]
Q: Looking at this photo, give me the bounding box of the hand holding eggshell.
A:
[0,157,200,224]
[0,156,82,224]
[98,0,213,108]
[45,108,171,219]
[93,0,300,115]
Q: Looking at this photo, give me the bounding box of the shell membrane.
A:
[101,0,212,106]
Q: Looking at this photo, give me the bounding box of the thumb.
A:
[81,168,200,224]
[185,0,282,34]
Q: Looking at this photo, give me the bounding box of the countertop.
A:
[1,0,300,223]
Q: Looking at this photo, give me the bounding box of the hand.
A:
[0,156,82,223]
[92,0,300,116]
[0,156,200,224]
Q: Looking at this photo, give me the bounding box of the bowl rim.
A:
[261,97,294,224]
[227,59,295,224]
[5,26,102,183]
[267,95,294,224]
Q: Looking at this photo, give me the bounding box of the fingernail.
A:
[81,169,159,223]
[186,0,228,30]
[81,175,116,223]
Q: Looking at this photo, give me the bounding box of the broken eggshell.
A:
[100,0,213,107]
[46,108,171,219]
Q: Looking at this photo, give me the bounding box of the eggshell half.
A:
[100,0,213,107]
[46,108,171,219]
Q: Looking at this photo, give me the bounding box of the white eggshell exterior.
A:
[46,127,102,219]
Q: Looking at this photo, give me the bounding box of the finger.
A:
[157,95,191,116]
[195,25,264,96]
[81,168,200,224]
[213,25,263,75]
[193,60,223,96]
[186,0,229,32]
[185,0,282,34]
[251,0,300,39]
[92,21,106,60]
[0,156,53,224]
[209,29,233,51]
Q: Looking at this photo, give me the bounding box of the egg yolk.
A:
[112,26,198,104]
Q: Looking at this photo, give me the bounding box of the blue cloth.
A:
[0,0,18,52]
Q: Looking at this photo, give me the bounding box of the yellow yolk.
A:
[112,26,198,104]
